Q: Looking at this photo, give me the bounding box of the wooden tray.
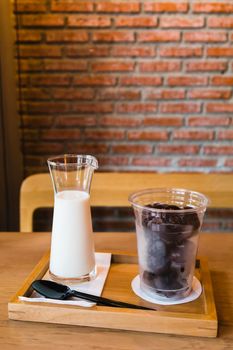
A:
[8,252,218,338]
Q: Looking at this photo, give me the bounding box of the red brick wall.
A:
[14,0,233,175]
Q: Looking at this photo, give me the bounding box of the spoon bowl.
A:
[32,280,71,300]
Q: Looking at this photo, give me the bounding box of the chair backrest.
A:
[20,172,233,232]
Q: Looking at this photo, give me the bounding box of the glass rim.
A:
[128,187,209,213]
[47,154,98,169]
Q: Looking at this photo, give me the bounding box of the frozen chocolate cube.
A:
[146,238,170,274]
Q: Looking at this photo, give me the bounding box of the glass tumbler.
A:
[129,188,208,300]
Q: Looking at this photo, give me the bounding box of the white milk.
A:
[49,190,95,278]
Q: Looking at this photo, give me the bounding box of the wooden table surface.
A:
[1,232,233,349]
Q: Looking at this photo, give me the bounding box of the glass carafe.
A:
[47,154,98,282]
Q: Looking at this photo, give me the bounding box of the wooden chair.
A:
[20,172,233,232]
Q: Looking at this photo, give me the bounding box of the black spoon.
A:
[32,280,154,311]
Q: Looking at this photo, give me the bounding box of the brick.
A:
[186,61,227,72]
[132,157,171,166]
[17,30,42,42]
[23,102,70,114]
[23,130,39,141]
[158,144,199,154]
[217,130,233,140]
[145,89,185,100]
[204,209,233,218]
[15,0,47,12]
[224,221,233,230]
[16,0,233,176]
[44,60,87,71]
[211,76,233,86]
[55,116,96,126]
[224,159,233,167]
[115,16,158,27]
[117,103,157,113]
[230,62,233,72]
[98,157,129,166]
[85,129,125,140]
[204,145,233,155]
[46,31,88,42]
[208,17,233,28]
[96,2,140,13]
[193,3,233,13]
[66,143,108,154]
[92,214,134,231]
[160,17,204,28]
[20,14,64,26]
[41,129,81,140]
[23,142,63,154]
[51,1,93,12]
[144,116,183,126]
[51,88,95,100]
[111,46,156,57]
[22,115,53,127]
[202,221,222,232]
[160,47,202,57]
[98,89,140,101]
[138,31,180,42]
[68,16,111,27]
[19,59,43,72]
[188,89,231,99]
[178,159,217,167]
[188,116,230,126]
[167,76,207,86]
[24,155,48,167]
[93,31,134,42]
[160,103,201,114]
[207,48,233,57]
[18,75,29,86]
[206,103,233,113]
[99,116,141,127]
[74,76,116,86]
[112,144,153,154]
[120,76,162,86]
[173,129,213,140]
[30,74,70,86]
[140,61,181,72]
[66,46,110,57]
[91,61,134,72]
[21,88,50,100]
[144,2,188,12]
[73,103,113,113]
[18,46,61,57]
[184,31,227,42]
[128,130,168,141]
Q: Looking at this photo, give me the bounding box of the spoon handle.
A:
[71,290,154,310]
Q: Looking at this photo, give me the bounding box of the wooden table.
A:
[1,232,233,349]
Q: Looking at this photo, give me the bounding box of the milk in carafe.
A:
[50,190,95,278]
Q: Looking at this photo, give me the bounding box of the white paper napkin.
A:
[131,275,202,305]
[19,253,111,307]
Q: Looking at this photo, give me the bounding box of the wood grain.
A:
[20,173,233,231]
[8,254,217,338]
[1,232,233,349]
